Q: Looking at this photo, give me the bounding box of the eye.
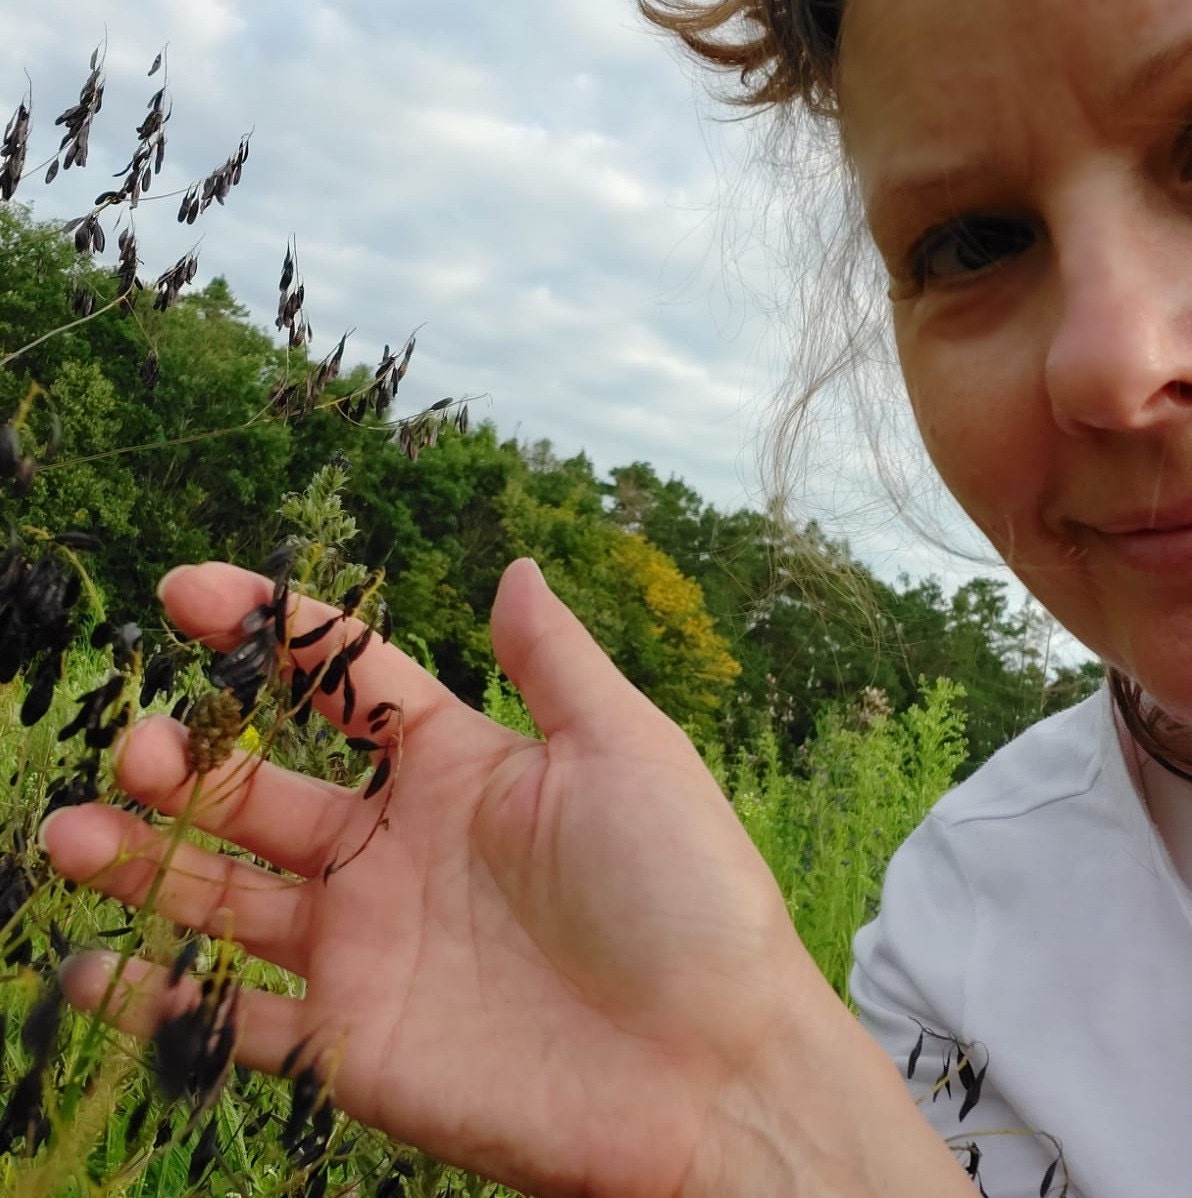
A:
[910,215,1036,284]
[1175,123,1192,183]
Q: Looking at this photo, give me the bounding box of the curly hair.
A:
[637,0,846,116]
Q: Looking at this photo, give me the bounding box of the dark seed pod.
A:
[139,649,177,707]
[289,616,338,650]
[340,585,364,617]
[241,603,275,637]
[0,426,20,478]
[20,978,63,1064]
[151,1004,206,1101]
[125,1095,152,1142]
[345,737,381,753]
[280,1033,313,1080]
[344,626,372,664]
[933,1048,952,1101]
[209,623,275,691]
[368,701,399,723]
[0,1066,50,1155]
[342,670,357,724]
[168,939,201,987]
[363,755,391,800]
[957,1051,976,1093]
[957,1062,987,1122]
[153,1115,174,1148]
[319,654,346,695]
[964,1142,981,1179]
[20,653,60,726]
[48,920,70,962]
[906,1029,924,1079]
[1039,1158,1059,1196]
[261,542,296,579]
[42,769,100,819]
[305,1166,329,1198]
[290,666,314,705]
[188,1117,218,1185]
[282,1065,321,1153]
[52,530,103,552]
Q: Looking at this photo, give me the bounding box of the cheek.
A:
[897,321,1045,529]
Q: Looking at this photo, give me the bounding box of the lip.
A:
[1093,521,1192,574]
[1080,501,1192,574]
[1096,501,1192,535]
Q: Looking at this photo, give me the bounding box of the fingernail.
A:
[156,564,194,603]
[59,950,118,991]
[36,807,66,854]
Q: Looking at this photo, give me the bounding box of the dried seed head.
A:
[186,690,242,774]
[1,98,30,200]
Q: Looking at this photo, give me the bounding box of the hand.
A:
[41,559,827,1196]
[43,560,972,1198]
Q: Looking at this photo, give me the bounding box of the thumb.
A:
[490,558,674,751]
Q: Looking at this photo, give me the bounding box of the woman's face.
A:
[840,0,1192,719]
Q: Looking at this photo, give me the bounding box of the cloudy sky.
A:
[0,0,1078,660]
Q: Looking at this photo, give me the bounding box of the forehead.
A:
[839,0,1192,221]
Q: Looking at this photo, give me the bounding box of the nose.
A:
[1043,200,1192,435]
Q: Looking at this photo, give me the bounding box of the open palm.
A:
[43,559,832,1197]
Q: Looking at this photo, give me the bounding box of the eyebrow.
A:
[865,33,1192,231]
[1109,36,1192,110]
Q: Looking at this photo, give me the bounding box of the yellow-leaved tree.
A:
[607,532,741,735]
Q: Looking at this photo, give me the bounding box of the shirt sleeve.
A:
[849,813,1066,1198]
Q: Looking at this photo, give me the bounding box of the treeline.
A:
[0,204,1100,770]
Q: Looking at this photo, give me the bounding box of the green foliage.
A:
[482,668,540,739]
[279,461,370,607]
[723,678,968,1001]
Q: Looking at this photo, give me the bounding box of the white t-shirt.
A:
[850,686,1192,1198]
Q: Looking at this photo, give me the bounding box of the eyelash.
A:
[908,215,1036,286]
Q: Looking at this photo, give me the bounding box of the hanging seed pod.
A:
[0,99,30,200]
[362,755,391,800]
[125,1095,152,1142]
[139,648,177,707]
[957,1062,987,1122]
[21,978,64,1065]
[168,939,201,987]
[188,1117,219,1185]
[0,425,21,478]
[906,1029,924,1079]
[20,652,61,726]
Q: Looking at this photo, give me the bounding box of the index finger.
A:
[158,561,458,740]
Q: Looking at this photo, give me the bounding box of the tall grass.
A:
[707,678,967,1001]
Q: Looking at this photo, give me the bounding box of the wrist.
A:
[682,979,972,1198]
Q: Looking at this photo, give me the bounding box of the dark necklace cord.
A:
[1108,668,1192,785]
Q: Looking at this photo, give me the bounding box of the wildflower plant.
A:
[0,39,513,1198]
